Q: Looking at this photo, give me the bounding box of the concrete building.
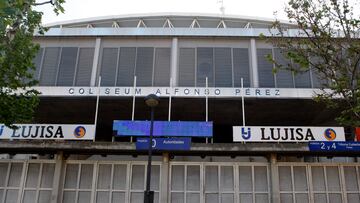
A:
[0,13,359,203]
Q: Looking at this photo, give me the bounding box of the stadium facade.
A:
[0,13,359,203]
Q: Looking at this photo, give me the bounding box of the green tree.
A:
[268,0,360,129]
[0,0,64,127]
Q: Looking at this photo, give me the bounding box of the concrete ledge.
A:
[0,141,352,156]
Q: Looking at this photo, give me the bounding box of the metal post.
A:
[144,107,155,203]
[168,78,172,121]
[131,76,137,143]
[94,77,101,142]
[241,78,246,126]
[206,77,209,144]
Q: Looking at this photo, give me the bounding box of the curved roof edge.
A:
[44,12,294,27]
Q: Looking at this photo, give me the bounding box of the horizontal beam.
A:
[32,86,323,99]
[0,141,355,156]
[37,28,303,38]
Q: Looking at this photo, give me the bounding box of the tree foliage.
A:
[0,0,64,127]
[268,0,360,127]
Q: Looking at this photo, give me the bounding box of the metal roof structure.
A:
[44,12,295,29]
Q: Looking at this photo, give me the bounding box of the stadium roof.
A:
[44,12,295,29]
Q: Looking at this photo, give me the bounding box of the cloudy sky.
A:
[35,0,289,24]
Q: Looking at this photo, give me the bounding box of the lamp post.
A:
[144,94,160,203]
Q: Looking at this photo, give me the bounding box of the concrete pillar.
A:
[51,151,65,203]
[90,38,102,86]
[160,153,170,203]
[170,38,178,86]
[270,153,280,203]
[250,38,259,87]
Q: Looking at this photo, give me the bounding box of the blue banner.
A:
[136,137,191,151]
[113,120,212,137]
[309,141,360,152]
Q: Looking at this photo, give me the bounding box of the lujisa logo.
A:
[241,127,251,140]
[0,125,4,136]
[0,125,5,136]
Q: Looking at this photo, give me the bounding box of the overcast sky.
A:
[35,0,289,24]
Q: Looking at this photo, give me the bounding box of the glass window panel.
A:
[40,47,60,86]
[131,165,145,190]
[295,71,311,88]
[117,47,136,86]
[274,48,294,88]
[150,165,160,191]
[113,164,127,190]
[221,193,234,203]
[311,167,325,191]
[96,191,109,203]
[220,166,234,191]
[171,165,184,191]
[314,193,326,202]
[187,165,200,191]
[153,48,171,86]
[279,166,292,191]
[63,191,76,203]
[100,48,118,86]
[329,193,342,203]
[214,48,232,87]
[294,166,308,191]
[112,192,125,203]
[254,166,268,192]
[240,194,252,203]
[79,164,93,189]
[257,49,275,87]
[8,163,23,187]
[38,190,51,203]
[78,191,91,203]
[186,193,200,203]
[344,167,358,191]
[5,189,19,203]
[0,190,3,202]
[22,190,36,203]
[205,193,219,203]
[205,166,219,191]
[197,48,214,87]
[179,48,195,87]
[0,163,8,187]
[347,193,360,203]
[26,164,40,188]
[97,164,111,189]
[326,167,341,191]
[280,193,293,203]
[64,164,79,189]
[295,193,308,203]
[57,47,78,86]
[32,48,43,80]
[41,164,55,188]
[171,192,184,203]
[135,47,154,86]
[130,192,143,203]
[75,48,94,86]
[239,166,252,192]
[233,48,250,87]
[154,192,159,203]
[255,194,268,203]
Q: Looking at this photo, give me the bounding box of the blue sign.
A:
[136,137,191,150]
[309,141,360,152]
[113,120,212,137]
